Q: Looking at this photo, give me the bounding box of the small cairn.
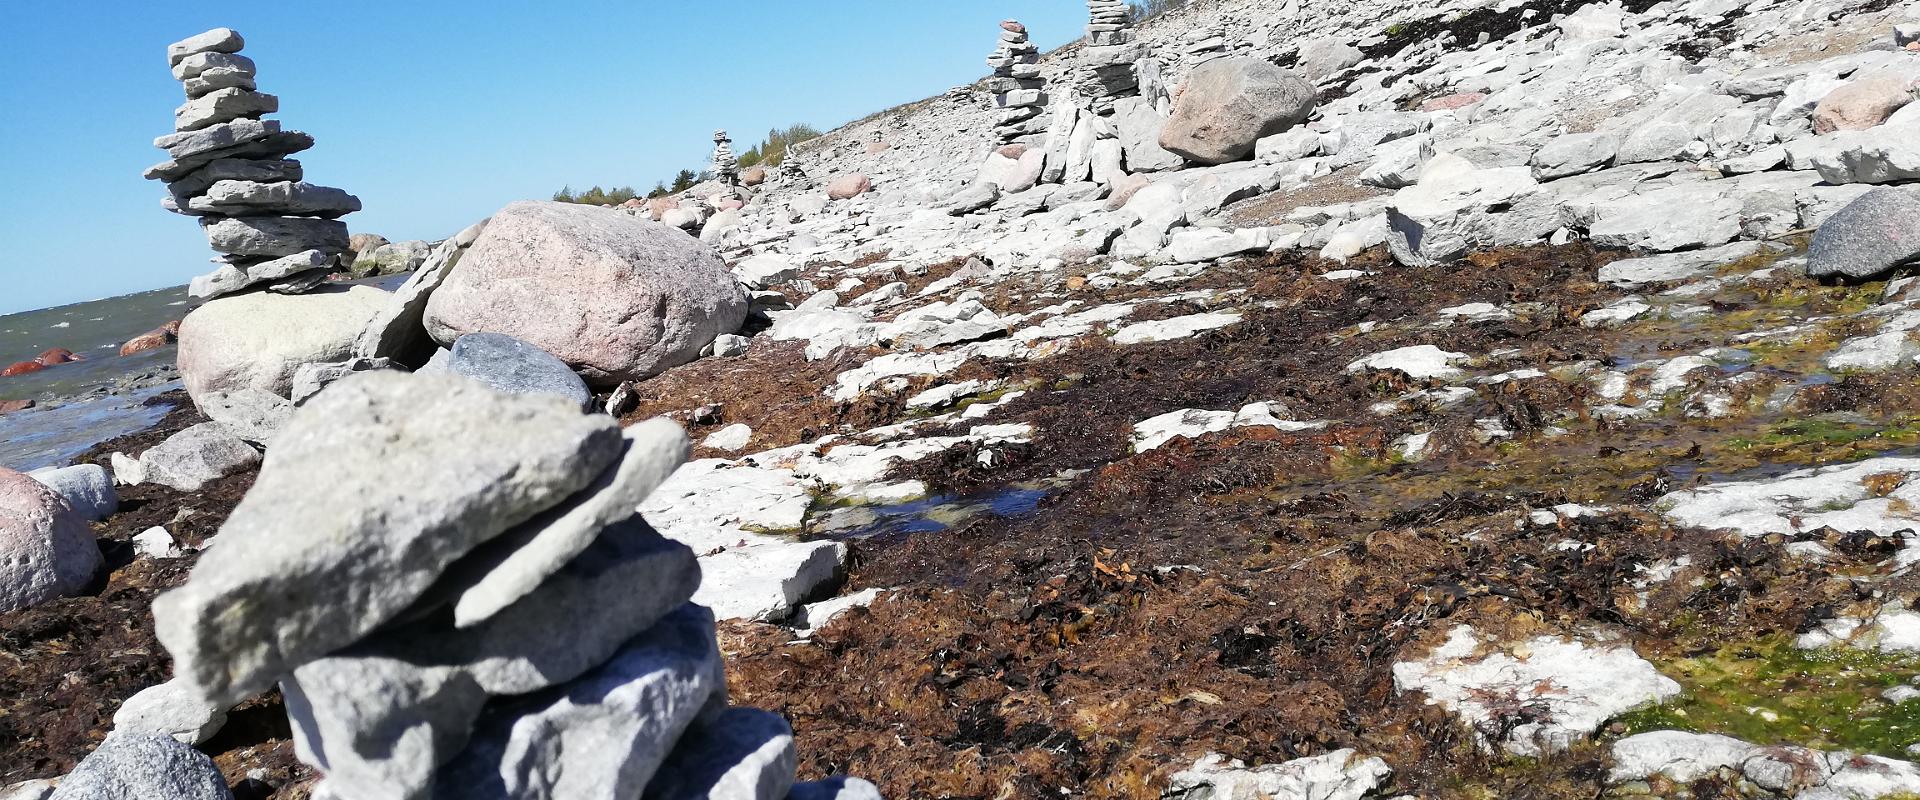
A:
[984,20,1048,141]
[712,129,739,187]
[120,371,881,799]
[143,28,362,301]
[1081,0,1145,111]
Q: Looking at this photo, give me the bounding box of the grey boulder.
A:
[27,464,116,521]
[432,603,727,800]
[285,521,701,800]
[202,216,349,259]
[46,733,232,800]
[423,201,749,386]
[1158,57,1315,166]
[643,708,798,800]
[112,680,228,745]
[1807,186,1920,279]
[445,332,592,410]
[186,181,360,219]
[152,371,622,705]
[0,467,100,614]
[138,423,260,492]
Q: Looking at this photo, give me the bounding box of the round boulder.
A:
[1808,186,1920,279]
[422,200,749,385]
[46,733,232,800]
[827,173,872,200]
[740,166,768,187]
[0,467,100,614]
[176,285,389,411]
[1813,75,1917,134]
[444,332,592,409]
[1159,56,1316,166]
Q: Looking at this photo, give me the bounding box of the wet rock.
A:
[47,733,232,800]
[1656,455,1920,539]
[119,322,179,356]
[1610,730,1920,796]
[2,361,45,377]
[0,467,100,614]
[0,400,33,414]
[1807,186,1920,280]
[152,371,622,705]
[112,679,227,745]
[445,332,592,410]
[26,464,116,522]
[1393,625,1679,756]
[139,423,260,492]
[1166,750,1390,800]
[1159,57,1316,165]
[642,708,797,800]
[423,201,748,386]
[430,604,726,800]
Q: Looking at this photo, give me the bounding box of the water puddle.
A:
[0,381,179,471]
[820,486,1052,541]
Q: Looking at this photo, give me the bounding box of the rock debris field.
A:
[8,0,1920,797]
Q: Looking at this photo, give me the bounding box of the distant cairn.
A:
[143,28,362,301]
[985,20,1048,141]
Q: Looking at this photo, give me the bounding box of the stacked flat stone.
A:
[144,28,361,301]
[985,20,1048,141]
[1082,0,1145,110]
[712,129,739,186]
[145,371,879,799]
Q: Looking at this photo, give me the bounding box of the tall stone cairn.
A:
[143,28,362,301]
[1082,0,1145,112]
[143,372,883,799]
[711,129,739,186]
[985,20,1048,141]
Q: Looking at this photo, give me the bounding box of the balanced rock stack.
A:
[125,371,879,799]
[145,28,361,301]
[712,129,739,187]
[1081,0,1145,110]
[985,20,1048,141]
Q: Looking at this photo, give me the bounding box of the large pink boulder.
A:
[1159,56,1317,165]
[1813,75,1917,134]
[0,467,99,613]
[827,173,872,201]
[422,200,749,385]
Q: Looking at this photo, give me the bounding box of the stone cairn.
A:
[712,129,739,187]
[132,371,880,799]
[985,20,1048,142]
[1081,0,1145,112]
[144,28,362,301]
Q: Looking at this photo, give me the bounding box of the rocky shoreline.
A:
[5,0,1920,798]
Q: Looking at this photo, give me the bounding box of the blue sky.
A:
[0,2,1088,315]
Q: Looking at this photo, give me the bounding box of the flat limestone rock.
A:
[138,422,260,492]
[167,28,244,67]
[187,180,360,219]
[435,418,690,626]
[174,87,278,132]
[145,131,314,183]
[430,604,727,800]
[202,216,349,259]
[285,521,701,800]
[170,50,254,82]
[641,708,798,800]
[152,371,622,705]
[352,219,488,366]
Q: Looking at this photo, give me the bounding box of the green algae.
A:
[1612,637,1920,758]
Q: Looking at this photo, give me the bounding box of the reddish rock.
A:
[997,144,1029,159]
[620,198,645,209]
[647,196,680,221]
[865,140,891,155]
[1421,92,1488,112]
[1001,20,1025,33]
[120,329,172,356]
[35,348,79,365]
[716,198,745,212]
[827,174,872,201]
[740,166,768,187]
[1,362,45,377]
[1813,76,1917,134]
[0,400,31,414]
